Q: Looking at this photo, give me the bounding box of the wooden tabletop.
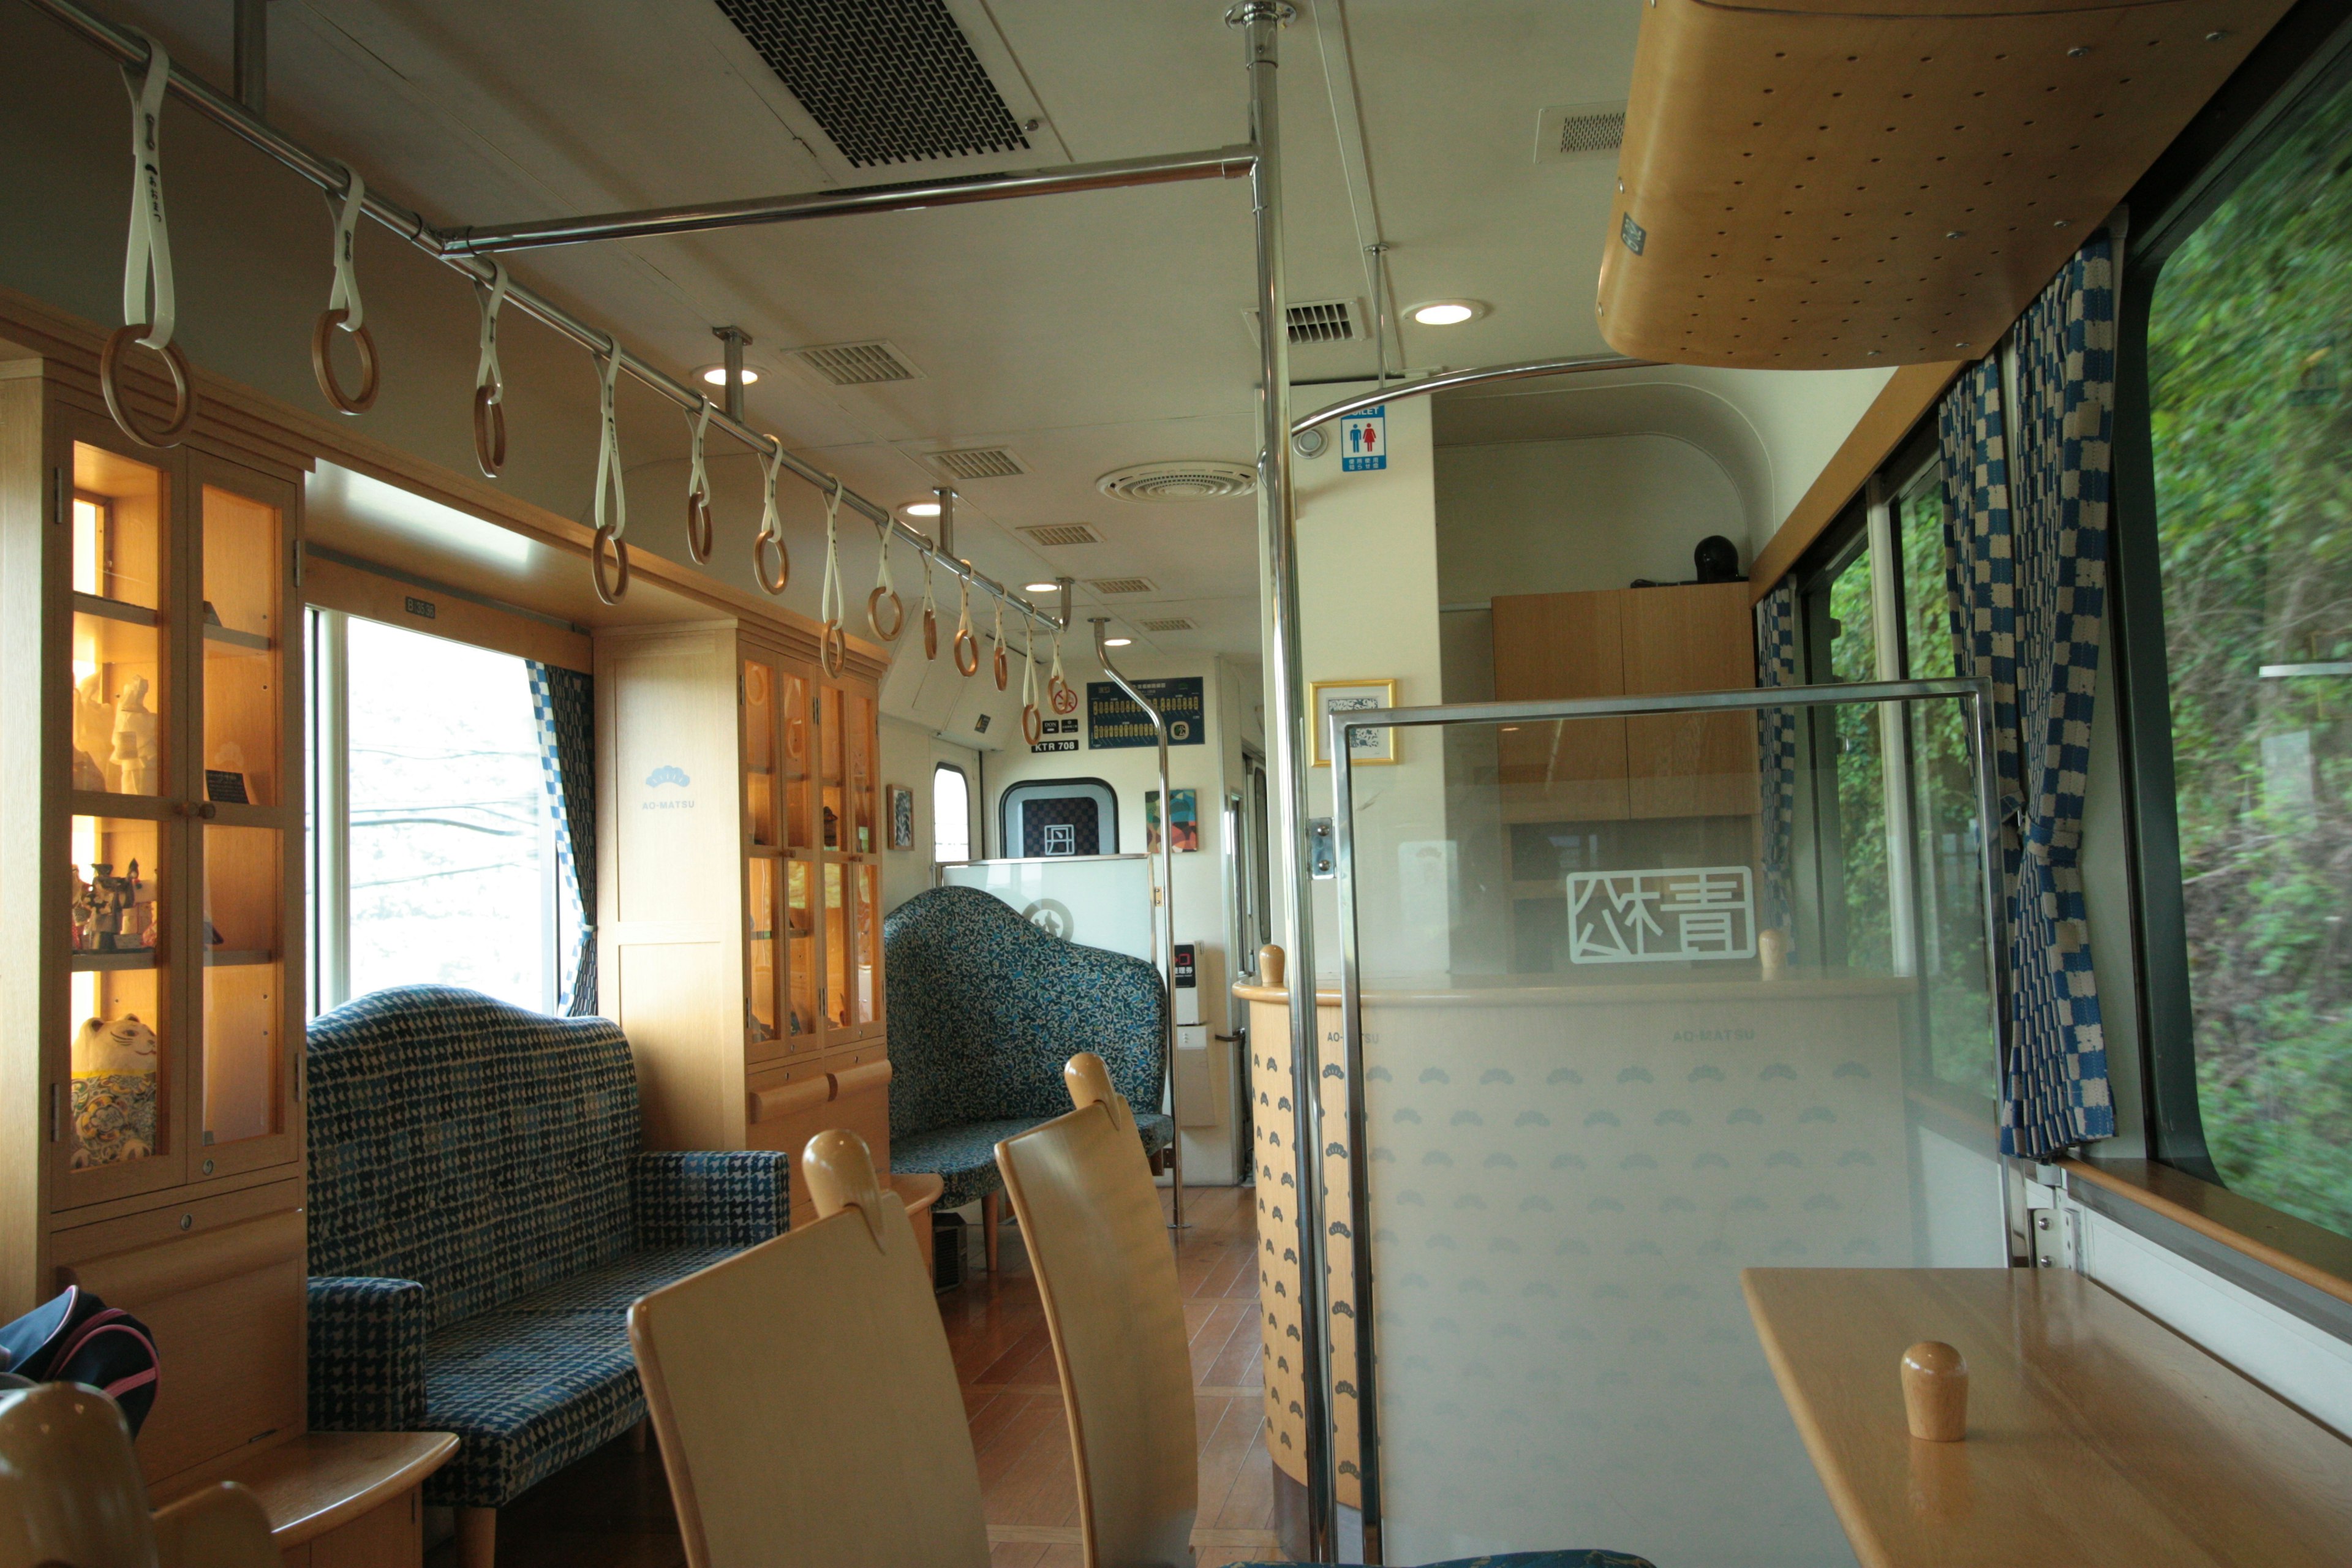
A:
[1744,1268,2352,1567]
[152,1430,458,1547]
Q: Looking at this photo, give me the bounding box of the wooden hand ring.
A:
[993,645,1009,692]
[100,325,196,449]
[924,608,939,660]
[821,621,848,677]
[868,586,905,641]
[1048,674,1075,712]
[685,489,714,564]
[311,309,379,415]
[591,522,631,606]
[953,629,980,677]
[472,385,507,478]
[753,532,790,595]
[1022,704,1043,745]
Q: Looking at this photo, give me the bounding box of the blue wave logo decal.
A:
[645,765,691,788]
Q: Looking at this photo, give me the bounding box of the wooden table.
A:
[1743,1268,2352,1567]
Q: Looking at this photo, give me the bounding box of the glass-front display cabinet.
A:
[740,644,884,1066]
[1,366,305,1393]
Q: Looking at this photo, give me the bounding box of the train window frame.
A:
[2110,4,2352,1221]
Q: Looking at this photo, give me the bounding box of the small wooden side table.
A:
[152,1429,457,1567]
[891,1171,946,1284]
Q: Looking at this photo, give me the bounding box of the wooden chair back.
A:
[627,1130,989,1568]
[0,1382,274,1568]
[995,1054,1196,1568]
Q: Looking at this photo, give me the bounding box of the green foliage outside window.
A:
[2149,77,2352,1237]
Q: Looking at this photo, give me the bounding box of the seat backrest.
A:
[0,1383,274,1568]
[630,1131,989,1568]
[306,984,641,1330]
[882,886,1166,1139]
[995,1072,1196,1568]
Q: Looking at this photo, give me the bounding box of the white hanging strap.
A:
[688,398,714,500]
[872,515,895,598]
[594,347,627,540]
[957,572,973,637]
[992,595,1005,652]
[1023,620,1038,706]
[327,168,366,332]
[474,260,508,401]
[1050,630,1067,690]
[120,34,175,349]
[759,440,784,539]
[920,552,937,618]
[820,479,845,625]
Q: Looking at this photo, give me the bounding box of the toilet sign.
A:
[1341,405,1387,471]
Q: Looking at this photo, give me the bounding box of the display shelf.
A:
[204,949,274,967]
[70,949,158,971]
[72,590,157,627]
[202,624,271,654]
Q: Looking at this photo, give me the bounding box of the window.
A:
[933,763,971,863]
[2133,64,2352,1238]
[309,609,571,1013]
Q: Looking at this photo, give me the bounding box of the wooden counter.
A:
[1743,1267,2352,1568]
[150,1429,456,1566]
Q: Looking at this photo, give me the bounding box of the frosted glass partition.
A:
[938,853,1156,962]
[1327,681,2007,1568]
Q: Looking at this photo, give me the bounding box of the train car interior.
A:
[5,0,2352,1565]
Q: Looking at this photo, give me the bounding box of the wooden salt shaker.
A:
[1902,1341,1969,1442]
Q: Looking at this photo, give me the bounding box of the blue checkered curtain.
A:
[527,663,597,1016]
[1753,583,1800,946]
[1934,236,2117,1158]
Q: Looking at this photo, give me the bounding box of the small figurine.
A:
[75,860,142,952]
[73,674,115,790]
[111,677,159,796]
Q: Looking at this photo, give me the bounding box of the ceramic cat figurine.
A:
[69,1014,159,1168]
[74,1014,159,1074]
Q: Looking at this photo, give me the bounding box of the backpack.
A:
[0,1286,160,1435]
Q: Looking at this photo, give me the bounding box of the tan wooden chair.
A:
[993,1052,1197,1568]
[627,1129,990,1568]
[0,1381,276,1568]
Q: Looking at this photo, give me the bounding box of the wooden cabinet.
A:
[1493,582,1757,821]
[597,622,889,1218]
[1,361,309,1491]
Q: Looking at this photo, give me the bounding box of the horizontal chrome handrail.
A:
[1326,677,1991,737]
[1289,352,1658,438]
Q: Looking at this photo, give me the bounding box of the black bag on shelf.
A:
[0,1284,160,1435]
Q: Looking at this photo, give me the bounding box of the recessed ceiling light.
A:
[695,363,763,387]
[1409,300,1487,326]
[903,500,942,518]
[1103,636,1134,648]
[1024,581,1058,594]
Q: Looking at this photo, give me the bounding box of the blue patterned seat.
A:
[884,886,1172,1212]
[304,985,788,1513]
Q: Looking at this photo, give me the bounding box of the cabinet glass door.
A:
[744,658,778,847]
[786,858,816,1047]
[780,671,814,852]
[66,813,172,1186]
[818,688,844,851]
[69,442,168,799]
[842,689,877,855]
[194,467,298,1175]
[747,855,783,1061]
[822,862,850,1033]
[851,861,880,1029]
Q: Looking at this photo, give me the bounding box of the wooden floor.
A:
[443,1185,1278,1568]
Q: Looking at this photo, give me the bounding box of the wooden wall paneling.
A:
[1597,0,2293,368]
[54,1193,307,1488]
[1623,582,1758,818]
[0,374,48,1316]
[1491,590,1630,821]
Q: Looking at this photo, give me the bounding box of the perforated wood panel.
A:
[1596,0,2293,368]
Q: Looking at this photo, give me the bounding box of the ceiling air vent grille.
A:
[1088,578,1155,595]
[712,0,1030,168]
[1243,298,1360,346]
[1536,102,1627,163]
[790,340,921,386]
[925,446,1025,481]
[1097,461,1257,503]
[1140,616,1196,633]
[1018,523,1101,546]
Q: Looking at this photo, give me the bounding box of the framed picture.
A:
[1309,678,1399,766]
[887,784,914,850]
[1145,788,1200,854]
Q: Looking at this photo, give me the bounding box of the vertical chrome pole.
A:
[1057,575,1074,632]
[1093,618,1185,1229]
[232,0,266,117]
[714,326,751,423]
[935,486,957,562]
[1231,2,1332,1559]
